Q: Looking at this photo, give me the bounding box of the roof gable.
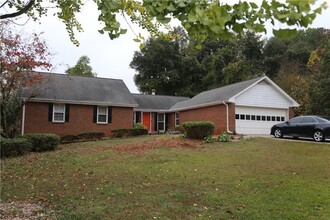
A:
[170,76,263,111]
[21,73,138,107]
[228,76,299,107]
[171,76,299,111]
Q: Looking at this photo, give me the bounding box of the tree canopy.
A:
[0,0,327,45]
[131,27,329,116]
[65,56,97,77]
[0,21,52,137]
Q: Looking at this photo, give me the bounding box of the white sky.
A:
[14,0,330,93]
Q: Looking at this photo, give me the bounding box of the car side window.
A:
[301,117,317,124]
[288,117,303,124]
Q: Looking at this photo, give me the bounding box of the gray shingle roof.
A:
[20,73,138,107]
[171,76,264,111]
[133,94,189,112]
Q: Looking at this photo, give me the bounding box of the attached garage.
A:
[235,106,288,134]
[171,75,300,135]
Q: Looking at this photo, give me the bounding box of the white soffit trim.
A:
[228,76,300,107]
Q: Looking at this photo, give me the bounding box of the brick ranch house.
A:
[21,73,299,136]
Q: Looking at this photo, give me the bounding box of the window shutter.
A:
[93,106,97,123]
[65,104,70,122]
[108,107,112,123]
[48,103,53,122]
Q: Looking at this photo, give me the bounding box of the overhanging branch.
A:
[0,0,35,19]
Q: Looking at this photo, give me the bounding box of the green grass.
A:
[1,135,330,219]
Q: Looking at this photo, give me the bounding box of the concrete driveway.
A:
[244,134,330,144]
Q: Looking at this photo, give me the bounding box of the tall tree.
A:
[307,33,330,115]
[0,21,52,137]
[0,0,327,45]
[131,36,182,95]
[65,56,96,77]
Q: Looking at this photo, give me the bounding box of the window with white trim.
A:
[97,106,108,124]
[175,112,180,126]
[157,113,165,131]
[53,104,65,122]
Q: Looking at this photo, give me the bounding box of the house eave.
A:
[170,100,229,112]
[25,98,139,108]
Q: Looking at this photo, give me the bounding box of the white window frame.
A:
[53,104,65,123]
[175,112,180,127]
[157,113,165,131]
[134,111,142,124]
[97,106,108,124]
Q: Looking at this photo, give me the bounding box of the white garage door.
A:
[235,106,288,134]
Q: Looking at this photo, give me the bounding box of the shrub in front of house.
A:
[111,129,130,138]
[77,132,105,140]
[0,138,32,158]
[112,127,148,138]
[130,128,148,136]
[21,133,60,152]
[133,123,147,130]
[60,134,80,143]
[183,121,215,139]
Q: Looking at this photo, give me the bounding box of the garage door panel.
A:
[235,106,288,134]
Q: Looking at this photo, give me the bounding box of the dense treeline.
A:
[130,28,330,116]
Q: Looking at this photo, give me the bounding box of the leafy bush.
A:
[112,128,148,138]
[204,136,217,143]
[22,133,60,152]
[0,138,32,158]
[183,121,215,139]
[133,123,147,129]
[77,132,105,140]
[130,128,148,136]
[60,135,80,143]
[218,132,230,142]
[112,129,130,138]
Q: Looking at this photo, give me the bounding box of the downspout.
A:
[21,103,26,135]
[223,101,233,134]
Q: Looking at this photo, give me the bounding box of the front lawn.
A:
[1,135,329,219]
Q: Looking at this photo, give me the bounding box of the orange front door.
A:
[143,112,151,131]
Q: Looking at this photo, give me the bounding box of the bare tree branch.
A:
[0,0,35,19]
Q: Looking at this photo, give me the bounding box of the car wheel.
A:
[274,128,283,138]
[313,130,325,142]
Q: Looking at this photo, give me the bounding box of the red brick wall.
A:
[289,107,295,119]
[23,102,134,137]
[179,103,236,135]
[167,112,176,129]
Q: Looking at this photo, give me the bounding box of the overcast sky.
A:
[15,0,330,93]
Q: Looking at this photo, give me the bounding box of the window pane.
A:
[54,104,65,112]
[289,117,303,124]
[251,115,256,120]
[54,113,64,121]
[276,116,281,121]
[272,116,276,121]
[302,117,317,123]
[240,114,245,120]
[257,116,261,121]
[235,114,239,119]
[98,107,107,114]
[267,116,271,121]
[262,116,266,121]
[98,115,107,123]
[158,122,164,131]
[281,117,285,121]
[158,113,164,121]
[246,115,251,120]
